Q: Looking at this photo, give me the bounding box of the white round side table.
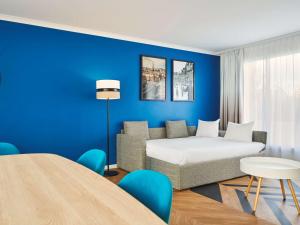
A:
[240,157,300,214]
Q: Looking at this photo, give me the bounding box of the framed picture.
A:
[140,55,166,101]
[172,60,194,101]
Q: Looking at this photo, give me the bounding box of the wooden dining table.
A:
[0,153,166,225]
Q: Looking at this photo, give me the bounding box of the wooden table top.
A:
[0,154,166,225]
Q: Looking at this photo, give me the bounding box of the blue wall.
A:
[0,20,220,164]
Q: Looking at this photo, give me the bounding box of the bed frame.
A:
[116,126,267,190]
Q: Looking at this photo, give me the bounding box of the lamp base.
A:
[104,170,119,177]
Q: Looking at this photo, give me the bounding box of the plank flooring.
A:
[106,169,274,225]
[219,176,300,225]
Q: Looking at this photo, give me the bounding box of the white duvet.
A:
[146,136,265,166]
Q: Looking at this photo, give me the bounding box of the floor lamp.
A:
[96,80,120,177]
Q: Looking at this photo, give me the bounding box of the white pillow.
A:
[196,119,220,138]
[224,122,254,142]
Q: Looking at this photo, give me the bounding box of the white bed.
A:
[146,136,265,166]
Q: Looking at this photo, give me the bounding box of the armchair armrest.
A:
[117,134,147,171]
[252,131,267,147]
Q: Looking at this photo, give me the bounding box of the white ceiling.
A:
[0,0,300,54]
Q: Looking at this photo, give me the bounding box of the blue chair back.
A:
[118,170,172,223]
[0,142,20,155]
[77,149,106,176]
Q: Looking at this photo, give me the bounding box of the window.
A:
[243,53,300,149]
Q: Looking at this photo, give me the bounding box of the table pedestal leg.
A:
[253,177,263,214]
[287,179,300,214]
[245,176,254,198]
[279,179,286,201]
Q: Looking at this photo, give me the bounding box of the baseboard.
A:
[105,164,117,170]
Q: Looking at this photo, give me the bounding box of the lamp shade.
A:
[96,80,120,100]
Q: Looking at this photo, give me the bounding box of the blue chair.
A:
[0,142,20,155]
[77,149,106,176]
[118,170,173,223]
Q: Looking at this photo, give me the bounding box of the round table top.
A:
[0,154,166,225]
[240,157,300,179]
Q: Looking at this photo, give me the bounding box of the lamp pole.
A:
[104,98,118,176]
[106,98,110,172]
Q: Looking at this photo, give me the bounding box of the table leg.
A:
[253,177,263,213]
[287,179,300,214]
[279,179,286,201]
[245,176,254,198]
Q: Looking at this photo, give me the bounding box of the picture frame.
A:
[172,60,194,101]
[140,55,167,101]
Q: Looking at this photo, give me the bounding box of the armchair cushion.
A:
[166,120,189,139]
[124,121,150,139]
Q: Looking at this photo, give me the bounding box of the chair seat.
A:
[77,149,106,176]
[0,142,20,155]
[119,170,173,223]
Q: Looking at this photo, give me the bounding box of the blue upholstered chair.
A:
[0,142,20,155]
[77,149,106,176]
[118,170,173,223]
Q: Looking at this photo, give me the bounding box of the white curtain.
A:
[243,34,300,150]
[220,49,244,130]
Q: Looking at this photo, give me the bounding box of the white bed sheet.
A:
[146,136,265,166]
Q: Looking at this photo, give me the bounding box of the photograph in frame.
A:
[141,55,166,101]
[172,60,194,101]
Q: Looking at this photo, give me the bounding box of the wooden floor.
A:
[219,176,300,225]
[107,169,274,225]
